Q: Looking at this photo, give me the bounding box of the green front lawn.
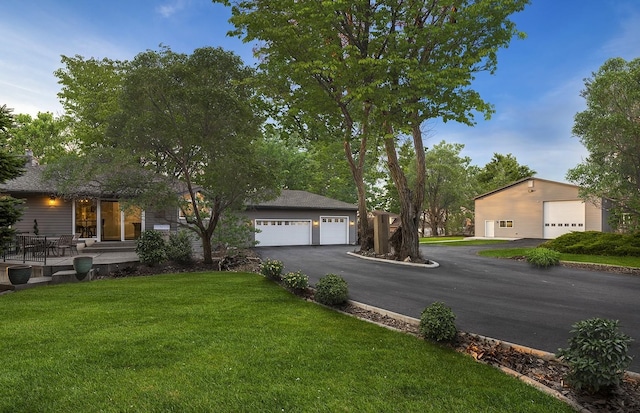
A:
[420,236,509,246]
[420,236,466,242]
[0,273,573,412]
[479,248,640,268]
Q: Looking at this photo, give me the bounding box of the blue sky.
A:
[1,1,640,183]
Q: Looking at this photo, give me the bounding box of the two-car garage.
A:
[246,190,358,247]
[254,216,350,247]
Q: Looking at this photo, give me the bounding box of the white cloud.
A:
[599,8,640,60]
[157,0,192,18]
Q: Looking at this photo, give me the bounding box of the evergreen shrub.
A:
[540,231,640,257]
[419,302,457,343]
[167,230,194,264]
[314,274,349,306]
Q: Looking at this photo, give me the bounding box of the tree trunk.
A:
[383,129,421,261]
[344,139,372,250]
[429,211,439,238]
[201,235,214,265]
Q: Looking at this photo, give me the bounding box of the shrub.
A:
[167,230,194,264]
[419,302,457,343]
[135,230,167,266]
[314,274,349,306]
[540,231,640,257]
[557,318,633,394]
[211,213,258,250]
[260,259,284,280]
[525,247,560,268]
[282,271,309,291]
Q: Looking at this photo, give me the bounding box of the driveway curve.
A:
[256,241,640,371]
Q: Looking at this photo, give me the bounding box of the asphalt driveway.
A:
[256,240,640,371]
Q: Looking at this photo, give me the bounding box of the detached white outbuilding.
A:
[474,178,612,239]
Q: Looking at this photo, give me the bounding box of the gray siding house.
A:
[474,177,611,239]
[0,164,177,242]
[2,164,358,247]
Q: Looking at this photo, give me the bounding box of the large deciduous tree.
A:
[55,55,125,151]
[567,57,640,231]
[423,141,476,237]
[218,0,528,261]
[7,112,68,163]
[52,47,280,263]
[476,153,536,194]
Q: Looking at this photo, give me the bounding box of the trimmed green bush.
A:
[260,259,284,280]
[135,230,167,266]
[540,231,640,257]
[282,270,309,291]
[557,318,632,394]
[167,230,194,264]
[419,302,457,343]
[525,247,560,268]
[314,274,349,306]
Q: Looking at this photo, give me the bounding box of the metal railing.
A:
[2,235,52,264]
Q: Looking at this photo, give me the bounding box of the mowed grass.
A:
[479,248,640,268]
[420,236,509,246]
[0,273,573,412]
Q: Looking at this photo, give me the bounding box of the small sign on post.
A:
[153,224,171,241]
[374,214,390,255]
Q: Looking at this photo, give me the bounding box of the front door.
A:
[485,220,495,238]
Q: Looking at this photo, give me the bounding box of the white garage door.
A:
[543,201,585,239]
[320,216,349,245]
[255,219,312,246]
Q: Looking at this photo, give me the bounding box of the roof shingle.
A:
[251,190,357,211]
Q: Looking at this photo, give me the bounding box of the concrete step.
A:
[0,276,52,292]
[82,241,137,254]
[51,269,94,284]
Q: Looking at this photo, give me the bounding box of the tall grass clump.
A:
[525,247,560,268]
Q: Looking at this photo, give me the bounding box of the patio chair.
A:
[71,233,81,255]
[55,234,75,256]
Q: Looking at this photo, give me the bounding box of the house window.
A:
[499,220,513,228]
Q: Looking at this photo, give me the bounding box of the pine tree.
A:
[0,105,25,251]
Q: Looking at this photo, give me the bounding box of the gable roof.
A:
[251,190,358,211]
[0,165,54,194]
[474,177,580,200]
[1,164,188,198]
